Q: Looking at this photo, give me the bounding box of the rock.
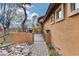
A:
[8,54,14,56]
[15,44,21,48]
[10,47,15,51]
[17,48,22,52]
[2,50,9,56]
[20,46,24,49]
[1,47,7,50]
[16,53,23,56]
[21,43,26,46]
[22,48,30,56]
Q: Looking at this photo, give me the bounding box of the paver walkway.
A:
[30,34,48,56]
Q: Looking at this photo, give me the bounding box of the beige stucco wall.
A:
[0,32,33,44]
[44,4,79,55]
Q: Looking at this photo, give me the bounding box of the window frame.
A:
[55,4,64,22]
[67,3,79,17]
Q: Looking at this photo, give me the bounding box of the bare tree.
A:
[16,3,31,32]
[0,3,16,43]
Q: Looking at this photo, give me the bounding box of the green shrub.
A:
[47,43,59,56]
[48,49,59,56]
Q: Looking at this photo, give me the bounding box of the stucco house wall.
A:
[43,3,79,55]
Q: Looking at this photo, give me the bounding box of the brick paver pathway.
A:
[30,34,48,56]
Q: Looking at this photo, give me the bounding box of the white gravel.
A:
[0,43,32,56]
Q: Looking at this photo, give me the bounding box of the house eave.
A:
[43,3,61,23]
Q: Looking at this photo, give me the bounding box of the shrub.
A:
[47,43,59,56]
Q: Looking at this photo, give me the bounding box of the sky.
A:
[28,3,49,16]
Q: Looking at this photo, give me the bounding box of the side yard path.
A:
[30,34,48,56]
[0,34,48,56]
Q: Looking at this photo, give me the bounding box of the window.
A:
[67,3,79,17]
[56,9,62,19]
[75,3,79,9]
[71,3,79,11]
[55,4,64,22]
[50,14,55,24]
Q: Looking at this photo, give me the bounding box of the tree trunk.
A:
[21,7,27,32]
[2,3,10,43]
[3,3,6,43]
[3,23,6,42]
